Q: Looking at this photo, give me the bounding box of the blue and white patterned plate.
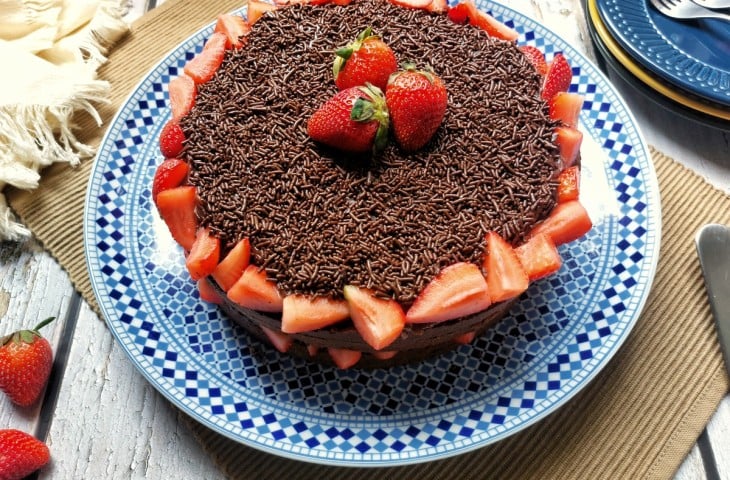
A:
[84,1,660,466]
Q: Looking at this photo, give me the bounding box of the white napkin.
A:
[0,0,129,240]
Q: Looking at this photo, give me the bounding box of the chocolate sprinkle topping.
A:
[181,0,561,304]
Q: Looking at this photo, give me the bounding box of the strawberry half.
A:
[152,158,189,203]
[343,285,405,351]
[0,317,54,407]
[247,0,278,25]
[529,200,592,246]
[260,326,292,353]
[186,228,221,281]
[159,120,185,158]
[214,14,251,49]
[405,262,491,324]
[197,279,223,304]
[386,64,447,152]
[184,32,227,85]
[168,74,196,120]
[155,185,198,251]
[281,295,350,333]
[541,53,572,101]
[555,125,583,167]
[387,0,433,10]
[212,238,251,291]
[519,45,548,76]
[227,265,284,312]
[515,233,562,281]
[549,92,584,127]
[426,0,448,13]
[447,0,518,41]
[307,84,390,154]
[0,429,51,480]
[327,347,362,369]
[333,27,398,92]
[483,231,529,303]
[557,165,580,203]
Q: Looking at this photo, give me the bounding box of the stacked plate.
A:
[584,0,730,129]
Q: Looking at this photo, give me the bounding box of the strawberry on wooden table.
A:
[155,185,198,251]
[405,262,491,323]
[515,233,562,281]
[343,285,405,351]
[159,120,185,158]
[530,200,593,246]
[333,27,398,92]
[386,64,447,151]
[184,32,228,85]
[519,45,548,76]
[186,228,221,281]
[541,53,572,101]
[168,74,196,120]
[0,317,54,407]
[281,295,350,333]
[211,238,251,291]
[307,84,390,153]
[483,231,529,303]
[214,14,251,48]
[0,429,50,480]
[152,158,189,203]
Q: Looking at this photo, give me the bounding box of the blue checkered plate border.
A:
[84,0,660,466]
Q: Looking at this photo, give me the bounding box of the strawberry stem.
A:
[32,317,55,333]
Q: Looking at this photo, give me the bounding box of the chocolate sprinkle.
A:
[181,0,561,304]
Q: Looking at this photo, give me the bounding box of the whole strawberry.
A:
[385,64,447,151]
[0,429,50,480]
[307,84,390,153]
[333,27,398,92]
[0,317,54,407]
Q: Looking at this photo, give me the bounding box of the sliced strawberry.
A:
[168,74,196,120]
[261,326,292,353]
[515,233,562,281]
[328,347,361,369]
[447,2,470,23]
[468,6,518,42]
[184,32,227,85]
[372,350,398,360]
[426,0,448,13]
[405,262,491,324]
[530,200,593,246]
[519,45,548,76]
[388,0,433,9]
[214,14,251,49]
[555,126,583,167]
[247,0,278,25]
[541,53,572,101]
[343,285,405,351]
[186,228,221,281]
[155,186,198,251]
[227,265,283,312]
[454,331,476,345]
[549,92,583,127]
[198,279,223,304]
[307,344,319,357]
[483,231,529,303]
[159,120,185,158]
[332,0,353,4]
[212,238,251,291]
[152,158,189,203]
[281,295,350,333]
[557,165,580,203]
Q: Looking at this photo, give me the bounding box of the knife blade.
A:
[695,223,730,373]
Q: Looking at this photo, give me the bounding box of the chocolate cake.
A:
[154,0,591,368]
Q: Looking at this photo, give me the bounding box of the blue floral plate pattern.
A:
[84,0,660,466]
[596,0,730,107]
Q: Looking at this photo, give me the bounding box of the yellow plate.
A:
[587,0,730,121]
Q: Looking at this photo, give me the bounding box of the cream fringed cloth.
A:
[0,0,129,239]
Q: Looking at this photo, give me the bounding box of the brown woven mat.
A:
[6,0,730,478]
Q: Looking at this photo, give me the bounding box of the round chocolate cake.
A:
[156,0,588,368]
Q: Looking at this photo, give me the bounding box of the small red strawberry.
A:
[159,120,185,158]
[0,429,50,480]
[307,84,390,153]
[519,45,548,76]
[385,64,447,152]
[152,158,189,203]
[541,53,572,101]
[333,27,398,92]
[0,317,54,407]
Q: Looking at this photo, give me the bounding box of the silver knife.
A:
[695,223,730,373]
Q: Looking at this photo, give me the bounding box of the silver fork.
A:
[692,0,730,9]
[649,0,730,21]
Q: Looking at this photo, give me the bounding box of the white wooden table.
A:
[1,1,728,478]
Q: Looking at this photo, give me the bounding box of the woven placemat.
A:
[6,1,730,478]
